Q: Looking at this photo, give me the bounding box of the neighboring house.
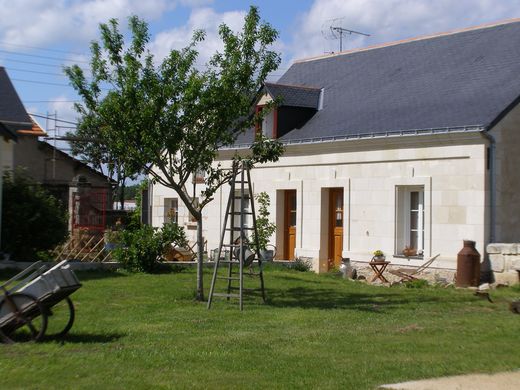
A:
[149,19,520,272]
[14,138,114,210]
[113,199,137,211]
[0,66,114,232]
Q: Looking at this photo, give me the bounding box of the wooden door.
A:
[328,188,344,269]
[284,190,297,260]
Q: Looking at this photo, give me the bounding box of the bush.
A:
[1,170,68,260]
[251,192,276,252]
[405,279,429,289]
[292,257,313,272]
[112,222,187,273]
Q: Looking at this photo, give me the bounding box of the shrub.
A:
[251,192,276,252]
[405,279,429,289]
[1,170,68,260]
[112,222,187,273]
[292,257,313,272]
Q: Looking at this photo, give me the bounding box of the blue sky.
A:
[1,0,520,136]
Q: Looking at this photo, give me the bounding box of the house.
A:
[149,19,520,273]
[0,67,114,232]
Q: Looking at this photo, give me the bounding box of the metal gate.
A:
[72,189,107,232]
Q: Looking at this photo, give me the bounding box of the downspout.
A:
[481,129,496,243]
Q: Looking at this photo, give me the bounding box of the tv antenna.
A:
[321,18,370,52]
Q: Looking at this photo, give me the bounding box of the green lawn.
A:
[1,265,519,389]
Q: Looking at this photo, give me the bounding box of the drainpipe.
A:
[481,130,496,243]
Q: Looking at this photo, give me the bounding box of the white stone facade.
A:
[486,243,520,284]
[150,129,495,273]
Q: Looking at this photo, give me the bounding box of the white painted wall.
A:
[150,131,489,272]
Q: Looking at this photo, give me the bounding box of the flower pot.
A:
[260,249,274,262]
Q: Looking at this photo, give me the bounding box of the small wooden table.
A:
[369,260,391,283]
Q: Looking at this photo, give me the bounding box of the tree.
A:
[65,118,134,210]
[65,6,284,300]
[1,169,68,260]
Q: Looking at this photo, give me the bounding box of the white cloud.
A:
[48,95,79,124]
[290,0,520,61]
[150,7,247,66]
[0,0,180,48]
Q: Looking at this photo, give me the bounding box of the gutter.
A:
[480,129,496,243]
[222,125,485,150]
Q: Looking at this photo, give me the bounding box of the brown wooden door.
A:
[328,188,344,269]
[284,190,297,260]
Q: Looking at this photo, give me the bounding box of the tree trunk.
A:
[196,217,204,301]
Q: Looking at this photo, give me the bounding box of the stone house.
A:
[149,19,520,274]
[0,67,113,232]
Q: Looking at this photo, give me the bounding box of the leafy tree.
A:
[65,124,134,209]
[65,7,284,300]
[1,170,68,260]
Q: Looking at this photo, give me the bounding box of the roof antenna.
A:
[321,18,370,53]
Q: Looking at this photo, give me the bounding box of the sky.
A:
[1,0,520,145]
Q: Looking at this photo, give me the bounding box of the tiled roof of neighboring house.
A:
[0,67,33,134]
[273,19,520,141]
[17,118,46,137]
[264,82,321,109]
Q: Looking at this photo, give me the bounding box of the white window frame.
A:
[164,198,178,224]
[396,185,425,256]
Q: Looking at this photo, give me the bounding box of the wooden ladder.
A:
[207,161,266,311]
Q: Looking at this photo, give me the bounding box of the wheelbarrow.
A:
[0,260,82,343]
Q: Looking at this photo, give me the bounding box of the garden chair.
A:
[388,254,440,282]
[163,239,206,262]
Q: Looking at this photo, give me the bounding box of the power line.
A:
[28,112,78,125]
[4,67,67,77]
[12,77,110,91]
[0,56,89,70]
[0,41,86,56]
[24,101,73,105]
[12,78,72,87]
[0,48,89,63]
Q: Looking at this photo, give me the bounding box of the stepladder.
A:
[207,161,266,310]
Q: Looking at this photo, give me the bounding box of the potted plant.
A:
[372,249,385,262]
[402,246,417,257]
[104,228,122,251]
[251,192,276,261]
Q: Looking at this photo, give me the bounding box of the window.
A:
[164,198,178,224]
[396,186,424,256]
[255,105,277,138]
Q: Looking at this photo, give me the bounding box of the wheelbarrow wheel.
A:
[0,293,48,343]
[45,297,75,338]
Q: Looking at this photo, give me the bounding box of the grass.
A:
[1,265,519,389]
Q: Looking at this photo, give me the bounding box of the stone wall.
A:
[486,243,520,284]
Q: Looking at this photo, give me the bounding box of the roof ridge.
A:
[295,17,520,64]
[265,82,321,90]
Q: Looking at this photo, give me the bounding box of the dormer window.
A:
[255,104,278,139]
[255,83,322,141]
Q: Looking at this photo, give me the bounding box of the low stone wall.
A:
[486,243,520,284]
[353,261,456,285]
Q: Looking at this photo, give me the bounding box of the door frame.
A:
[328,187,344,269]
[284,189,297,260]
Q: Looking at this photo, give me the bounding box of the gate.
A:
[72,189,107,232]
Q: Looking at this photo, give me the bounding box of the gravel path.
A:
[380,371,520,389]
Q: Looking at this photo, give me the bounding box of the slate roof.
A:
[274,19,520,142]
[0,67,33,134]
[264,82,321,109]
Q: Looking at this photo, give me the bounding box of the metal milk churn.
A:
[456,240,480,287]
